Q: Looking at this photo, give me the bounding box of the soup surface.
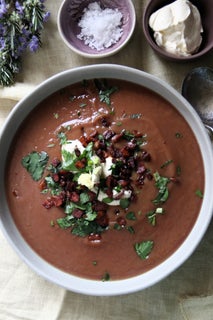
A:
[6,79,204,281]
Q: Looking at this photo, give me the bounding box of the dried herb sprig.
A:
[0,0,50,86]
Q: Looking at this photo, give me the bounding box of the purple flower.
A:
[0,0,7,18]
[43,11,50,22]
[0,37,5,50]
[29,35,39,52]
[15,1,24,15]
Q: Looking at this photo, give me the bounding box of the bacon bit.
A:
[120,146,131,158]
[93,140,101,150]
[52,173,60,182]
[106,175,117,188]
[137,163,146,175]
[75,158,87,169]
[146,172,153,180]
[111,133,123,143]
[51,158,61,167]
[72,208,84,218]
[12,189,19,197]
[116,216,126,227]
[170,177,179,183]
[79,135,88,147]
[96,210,106,219]
[103,129,115,140]
[96,214,109,227]
[89,130,98,139]
[93,200,108,212]
[100,116,111,127]
[141,150,151,162]
[132,130,144,138]
[87,190,97,201]
[118,179,129,187]
[74,148,81,157]
[69,191,80,203]
[88,233,102,242]
[42,197,54,209]
[51,195,64,207]
[39,179,47,191]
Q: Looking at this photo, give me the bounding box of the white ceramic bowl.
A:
[0,64,213,296]
[57,0,136,58]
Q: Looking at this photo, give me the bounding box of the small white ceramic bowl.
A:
[0,65,213,296]
[57,0,136,58]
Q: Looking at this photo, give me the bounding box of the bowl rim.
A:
[1,64,213,296]
[142,0,213,61]
[57,0,136,58]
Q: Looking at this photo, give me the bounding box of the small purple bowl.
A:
[57,0,136,58]
[142,0,213,61]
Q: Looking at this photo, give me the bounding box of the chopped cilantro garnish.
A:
[102,272,110,282]
[21,151,49,181]
[99,87,117,106]
[126,211,137,220]
[146,207,165,226]
[176,165,181,176]
[57,131,67,145]
[195,189,203,198]
[152,172,170,205]
[120,198,130,209]
[53,113,59,119]
[113,223,122,231]
[134,240,154,259]
[175,132,183,139]
[94,79,117,106]
[102,197,113,204]
[71,219,104,237]
[126,226,135,234]
[160,159,173,169]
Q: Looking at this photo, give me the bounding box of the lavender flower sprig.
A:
[0,0,50,86]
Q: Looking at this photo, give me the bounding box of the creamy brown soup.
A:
[6,79,204,281]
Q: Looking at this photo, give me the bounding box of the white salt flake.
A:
[77,2,123,51]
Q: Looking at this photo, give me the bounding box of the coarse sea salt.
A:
[77,2,123,51]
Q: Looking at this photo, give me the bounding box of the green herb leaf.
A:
[175,132,183,139]
[160,159,173,169]
[57,216,74,229]
[102,197,113,204]
[195,189,203,198]
[120,198,130,209]
[126,226,135,234]
[21,151,49,181]
[57,132,67,145]
[94,79,117,106]
[152,172,170,205]
[126,211,137,220]
[146,210,156,226]
[113,223,122,230]
[134,241,154,259]
[146,207,165,226]
[71,219,104,237]
[102,272,110,281]
[176,165,181,176]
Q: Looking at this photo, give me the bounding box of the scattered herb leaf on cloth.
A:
[0,0,50,86]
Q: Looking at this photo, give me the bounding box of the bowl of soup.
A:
[0,64,213,296]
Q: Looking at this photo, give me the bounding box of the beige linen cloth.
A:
[1,1,213,319]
